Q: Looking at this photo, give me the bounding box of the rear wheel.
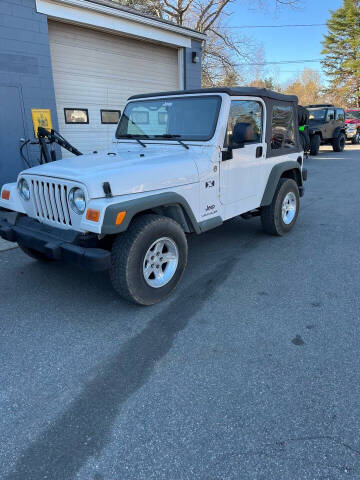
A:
[110,214,188,305]
[261,178,300,236]
[17,242,52,261]
[333,132,346,152]
[310,134,321,156]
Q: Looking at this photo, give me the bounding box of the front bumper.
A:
[0,210,111,271]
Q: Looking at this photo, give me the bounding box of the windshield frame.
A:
[115,94,222,142]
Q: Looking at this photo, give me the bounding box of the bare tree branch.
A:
[113,0,300,86]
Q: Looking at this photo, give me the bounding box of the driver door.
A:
[219,99,266,214]
[325,108,335,139]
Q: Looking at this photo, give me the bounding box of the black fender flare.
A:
[101,192,202,235]
[333,126,346,138]
[261,161,303,206]
[310,129,322,140]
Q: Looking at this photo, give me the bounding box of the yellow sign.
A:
[31,109,52,137]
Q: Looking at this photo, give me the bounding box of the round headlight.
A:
[68,187,86,214]
[18,178,30,201]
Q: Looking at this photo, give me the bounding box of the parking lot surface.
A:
[1,145,360,480]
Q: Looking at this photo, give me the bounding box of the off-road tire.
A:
[110,214,188,305]
[333,132,346,152]
[261,178,300,236]
[17,242,53,261]
[310,134,321,156]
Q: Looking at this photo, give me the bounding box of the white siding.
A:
[48,21,180,156]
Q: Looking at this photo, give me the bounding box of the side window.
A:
[225,100,263,147]
[326,109,335,121]
[336,109,345,121]
[271,105,295,150]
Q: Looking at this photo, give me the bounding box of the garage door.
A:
[48,21,180,156]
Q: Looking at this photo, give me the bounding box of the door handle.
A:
[256,146,263,158]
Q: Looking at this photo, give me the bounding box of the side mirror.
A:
[223,122,255,160]
[232,122,255,147]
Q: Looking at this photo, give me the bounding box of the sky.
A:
[225,0,344,85]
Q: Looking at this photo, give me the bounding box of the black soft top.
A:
[129,87,298,103]
[297,105,310,126]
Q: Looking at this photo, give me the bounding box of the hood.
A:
[23,145,200,198]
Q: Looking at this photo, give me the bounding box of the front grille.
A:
[29,179,72,227]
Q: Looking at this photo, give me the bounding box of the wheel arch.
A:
[101,192,201,235]
[310,130,323,140]
[333,126,346,138]
[261,161,303,207]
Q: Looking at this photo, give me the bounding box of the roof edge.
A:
[128,87,298,103]
[82,0,207,39]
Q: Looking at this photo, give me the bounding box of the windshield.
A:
[308,109,326,122]
[346,111,360,120]
[116,95,221,141]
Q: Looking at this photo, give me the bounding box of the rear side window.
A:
[271,105,295,150]
[336,109,345,121]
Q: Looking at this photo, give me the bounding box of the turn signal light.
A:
[115,211,126,225]
[1,190,10,200]
[86,209,100,222]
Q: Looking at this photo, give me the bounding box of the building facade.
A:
[0,0,205,187]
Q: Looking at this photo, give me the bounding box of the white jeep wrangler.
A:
[0,87,307,305]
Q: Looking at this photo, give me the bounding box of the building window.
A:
[271,105,295,150]
[158,111,168,125]
[64,108,89,124]
[101,110,121,124]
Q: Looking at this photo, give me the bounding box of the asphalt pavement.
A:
[0,144,359,480]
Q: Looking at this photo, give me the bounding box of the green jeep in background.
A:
[306,104,346,156]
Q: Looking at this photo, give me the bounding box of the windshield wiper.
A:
[120,134,147,148]
[154,134,189,150]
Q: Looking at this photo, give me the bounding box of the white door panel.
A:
[219,97,266,211]
[220,142,266,205]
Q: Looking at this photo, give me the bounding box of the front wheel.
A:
[333,133,346,152]
[310,134,321,156]
[261,178,300,236]
[110,214,188,305]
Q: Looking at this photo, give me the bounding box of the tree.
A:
[321,0,360,107]
[284,68,326,105]
[111,0,298,86]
